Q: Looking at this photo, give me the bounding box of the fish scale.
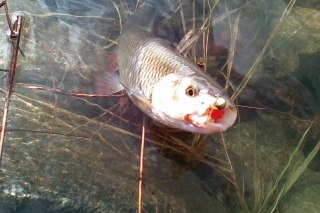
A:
[118,26,178,98]
[95,0,237,133]
[118,25,205,96]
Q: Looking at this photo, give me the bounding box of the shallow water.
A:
[0,0,319,212]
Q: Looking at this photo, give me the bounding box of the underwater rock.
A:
[202,113,307,210]
[270,6,320,74]
[291,0,320,10]
[283,168,320,213]
[0,1,229,212]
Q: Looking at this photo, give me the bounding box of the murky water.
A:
[0,0,319,212]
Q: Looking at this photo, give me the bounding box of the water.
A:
[0,0,319,212]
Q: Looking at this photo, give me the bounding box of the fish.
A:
[95,0,237,134]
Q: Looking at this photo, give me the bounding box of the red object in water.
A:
[106,46,119,72]
[210,109,224,121]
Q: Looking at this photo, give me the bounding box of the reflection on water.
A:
[0,0,319,212]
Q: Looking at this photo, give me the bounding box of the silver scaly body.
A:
[96,1,237,134]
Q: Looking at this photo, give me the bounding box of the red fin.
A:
[94,72,124,95]
[106,46,119,72]
[94,46,122,95]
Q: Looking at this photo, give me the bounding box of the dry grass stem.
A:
[138,115,146,213]
[0,13,23,164]
[231,0,297,101]
[225,10,241,90]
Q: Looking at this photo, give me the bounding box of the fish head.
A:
[151,73,237,134]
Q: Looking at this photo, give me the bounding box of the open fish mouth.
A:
[184,99,237,133]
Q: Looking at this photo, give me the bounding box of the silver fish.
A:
[95,1,237,134]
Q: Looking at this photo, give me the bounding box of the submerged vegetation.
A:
[0,0,319,212]
[170,0,320,212]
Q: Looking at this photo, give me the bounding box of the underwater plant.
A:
[0,0,319,212]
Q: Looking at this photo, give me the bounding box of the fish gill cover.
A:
[0,0,319,213]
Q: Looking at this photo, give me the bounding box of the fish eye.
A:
[186,85,198,97]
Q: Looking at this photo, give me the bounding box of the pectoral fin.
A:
[122,84,153,114]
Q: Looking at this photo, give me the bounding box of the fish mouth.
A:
[184,105,237,133]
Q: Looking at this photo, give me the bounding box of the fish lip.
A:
[184,105,221,124]
[184,113,227,132]
[184,104,236,132]
[184,113,213,127]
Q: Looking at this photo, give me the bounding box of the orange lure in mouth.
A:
[207,108,224,122]
[181,94,235,133]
